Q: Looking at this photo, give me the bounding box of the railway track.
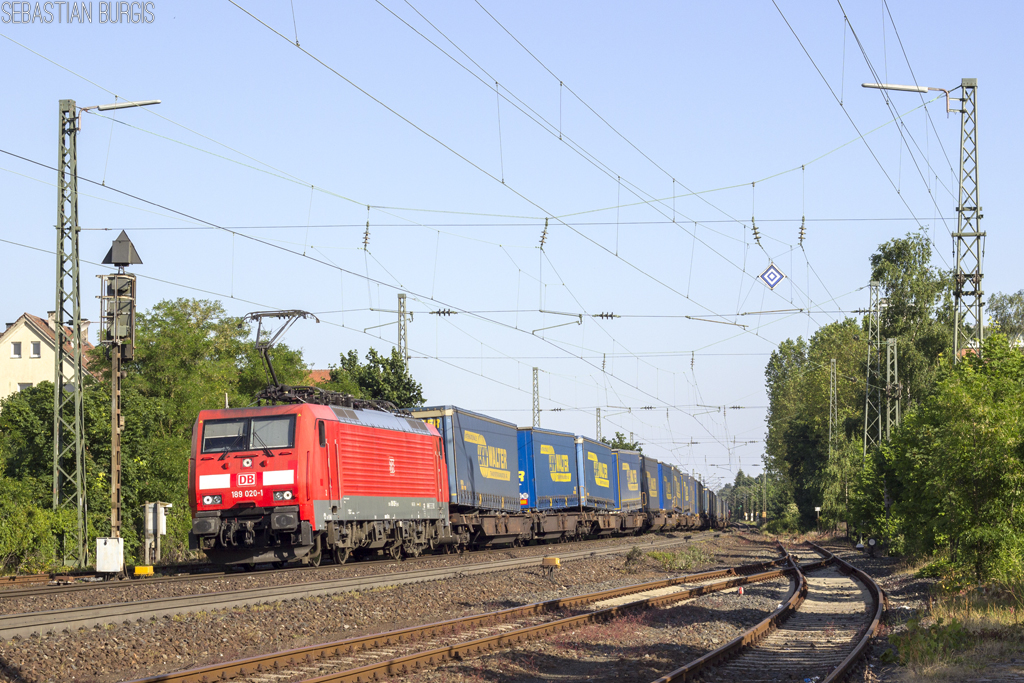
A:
[0,573,54,589]
[183,538,879,683]
[0,534,717,639]
[124,554,792,683]
[653,539,886,683]
[0,531,721,601]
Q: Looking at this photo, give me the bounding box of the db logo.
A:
[237,473,256,486]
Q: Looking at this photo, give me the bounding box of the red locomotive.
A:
[188,401,452,566]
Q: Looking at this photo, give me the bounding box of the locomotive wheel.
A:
[307,547,322,568]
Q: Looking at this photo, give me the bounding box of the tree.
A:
[869,229,952,404]
[987,290,1024,342]
[882,334,1024,582]
[763,319,864,530]
[323,348,425,408]
[601,431,642,453]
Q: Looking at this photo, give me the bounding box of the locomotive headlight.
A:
[203,495,213,505]
[283,490,293,500]
[242,458,253,468]
[273,491,283,501]
[213,495,222,504]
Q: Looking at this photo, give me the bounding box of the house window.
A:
[10,342,21,358]
[31,341,40,358]
[18,383,32,392]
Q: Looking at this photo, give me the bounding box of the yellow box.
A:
[541,557,560,568]
[134,566,154,576]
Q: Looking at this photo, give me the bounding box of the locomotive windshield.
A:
[201,416,295,453]
[252,416,294,449]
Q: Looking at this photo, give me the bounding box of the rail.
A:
[127,555,792,683]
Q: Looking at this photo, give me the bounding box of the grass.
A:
[884,579,1024,681]
[647,544,713,573]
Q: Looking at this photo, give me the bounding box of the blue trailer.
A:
[517,427,579,510]
[672,467,683,512]
[640,455,663,512]
[411,405,520,513]
[683,474,697,514]
[575,436,618,510]
[661,464,674,512]
[614,449,642,512]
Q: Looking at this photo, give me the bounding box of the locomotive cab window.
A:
[252,416,295,449]
[202,416,295,453]
[202,419,248,453]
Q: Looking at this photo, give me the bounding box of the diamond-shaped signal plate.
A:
[759,263,786,290]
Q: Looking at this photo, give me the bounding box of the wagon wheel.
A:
[388,544,403,561]
[332,547,351,565]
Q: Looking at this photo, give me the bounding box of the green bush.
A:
[764,503,801,535]
[0,481,70,573]
[647,544,712,572]
[889,617,971,668]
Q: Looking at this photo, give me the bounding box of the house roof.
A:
[307,369,331,385]
[1,313,96,373]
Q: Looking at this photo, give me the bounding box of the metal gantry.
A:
[885,338,901,440]
[52,99,87,569]
[99,230,142,543]
[862,281,884,463]
[397,293,409,367]
[953,78,984,360]
[829,358,837,456]
[532,367,540,427]
[99,272,137,539]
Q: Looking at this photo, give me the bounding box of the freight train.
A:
[188,395,728,567]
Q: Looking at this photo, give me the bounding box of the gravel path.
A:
[0,535,767,683]
[393,575,793,683]
[0,533,707,617]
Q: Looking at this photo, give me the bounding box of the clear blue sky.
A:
[2,0,1021,490]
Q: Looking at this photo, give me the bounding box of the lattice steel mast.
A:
[953,79,984,359]
[885,339,901,440]
[829,358,837,456]
[397,293,409,367]
[532,367,540,427]
[53,99,87,569]
[862,281,884,463]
